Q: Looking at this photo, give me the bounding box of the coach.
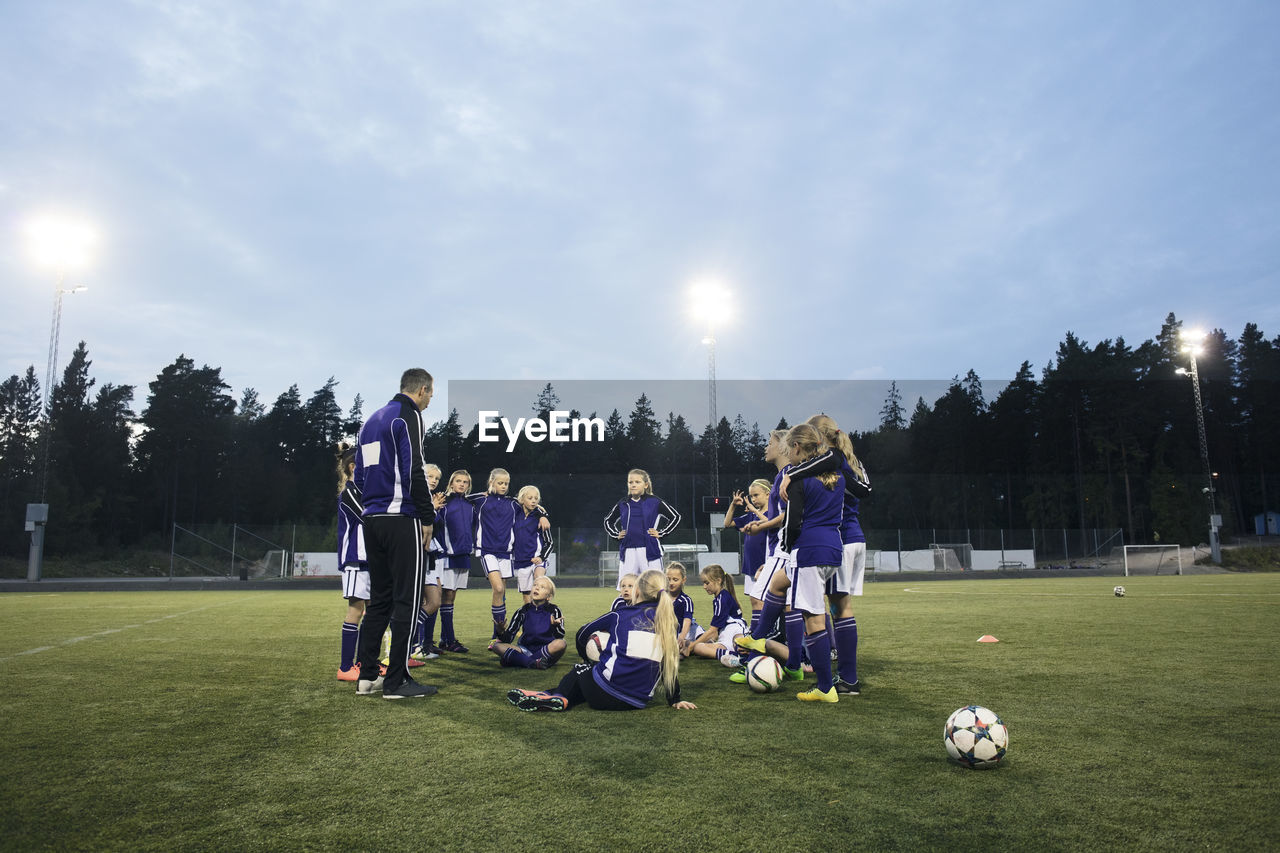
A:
[354,368,438,699]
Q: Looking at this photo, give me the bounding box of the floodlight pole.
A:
[1182,349,1221,564]
[30,276,83,581]
[39,274,75,502]
[703,329,718,498]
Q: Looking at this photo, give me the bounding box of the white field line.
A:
[0,598,247,662]
[901,587,1280,597]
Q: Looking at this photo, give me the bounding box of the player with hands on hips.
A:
[604,468,680,589]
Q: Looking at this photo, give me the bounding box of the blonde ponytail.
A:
[637,568,681,698]
[807,413,866,482]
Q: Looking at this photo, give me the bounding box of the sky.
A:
[2,0,1277,433]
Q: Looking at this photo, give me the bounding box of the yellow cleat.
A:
[734,634,767,655]
[797,687,839,703]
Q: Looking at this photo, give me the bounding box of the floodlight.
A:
[25,215,98,273]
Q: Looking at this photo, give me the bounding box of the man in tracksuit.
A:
[354,368,437,699]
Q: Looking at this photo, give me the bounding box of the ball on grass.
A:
[1114,585,1126,597]
[746,656,783,693]
[944,705,1008,768]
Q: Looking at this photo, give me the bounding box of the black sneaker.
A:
[383,678,438,700]
[506,688,542,706]
[440,640,470,654]
[833,679,862,695]
[514,692,566,712]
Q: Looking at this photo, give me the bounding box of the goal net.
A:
[1122,545,1182,576]
[930,543,972,571]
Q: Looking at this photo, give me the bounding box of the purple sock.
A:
[756,592,785,642]
[491,605,506,638]
[424,609,438,647]
[784,611,805,670]
[834,616,858,684]
[805,631,834,692]
[340,622,359,670]
[415,607,429,648]
[501,647,535,668]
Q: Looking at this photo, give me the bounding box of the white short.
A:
[685,620,705,643]
[439,567,469,591]
[482,553,514,580]
[829,542,866,597]
[515,563,546,594]
[716,618,747,650]
[342,567,370,601]
[618,548,662,589]
[750,552,792,600]
[422,555,441,587]
[790,563,839,616]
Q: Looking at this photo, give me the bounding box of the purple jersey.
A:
[765,465,791,554]
[783,472,845,567]
[576,603,682,707]
[709,588,744,631]
[512,509,553,569]
[733,511,767,575]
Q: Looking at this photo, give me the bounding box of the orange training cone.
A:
[977,635,1000,643]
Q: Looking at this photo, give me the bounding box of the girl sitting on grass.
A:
[488,576,566,669]
[612,573,638,611]
[685,564,749,669]
[507,569,697,712]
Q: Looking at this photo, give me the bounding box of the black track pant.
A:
[553,663,636,711]
[358,515,424,691]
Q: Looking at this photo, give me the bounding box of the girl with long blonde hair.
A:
[506,569,696,712]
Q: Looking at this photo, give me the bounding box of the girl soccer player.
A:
[665,562,698,651]
[488,576,566,669]
[413,463,446,661]
[434,469,476,653]
[737,424,846,702]
[336,447,371,682]
[603,469,680,589]
[512,485,554,606]
[573,573,635,662]
[506,569,697,712]
[723,479,771,596]
[686,564,749,669]
[612,573,638,611]
[783,413,872,694]
[469,469,550,639]
[731,429,806,684]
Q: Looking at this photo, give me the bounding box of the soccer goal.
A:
[1122,545,1182,576]
[929,543,972,571]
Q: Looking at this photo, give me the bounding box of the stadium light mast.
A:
[690,281,730,499]
[24,214,96,581]
[1175,328,1221,564]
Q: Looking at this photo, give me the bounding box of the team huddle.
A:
[338,368,870,708]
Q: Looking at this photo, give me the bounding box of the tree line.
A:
[1,313,1277,558]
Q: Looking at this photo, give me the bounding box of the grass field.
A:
[2,575,1278,852]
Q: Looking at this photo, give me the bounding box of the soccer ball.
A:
[584,631,610,662]
[944,705,1008,769]
[1114,586,1126,597]
[746,656,783,693]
